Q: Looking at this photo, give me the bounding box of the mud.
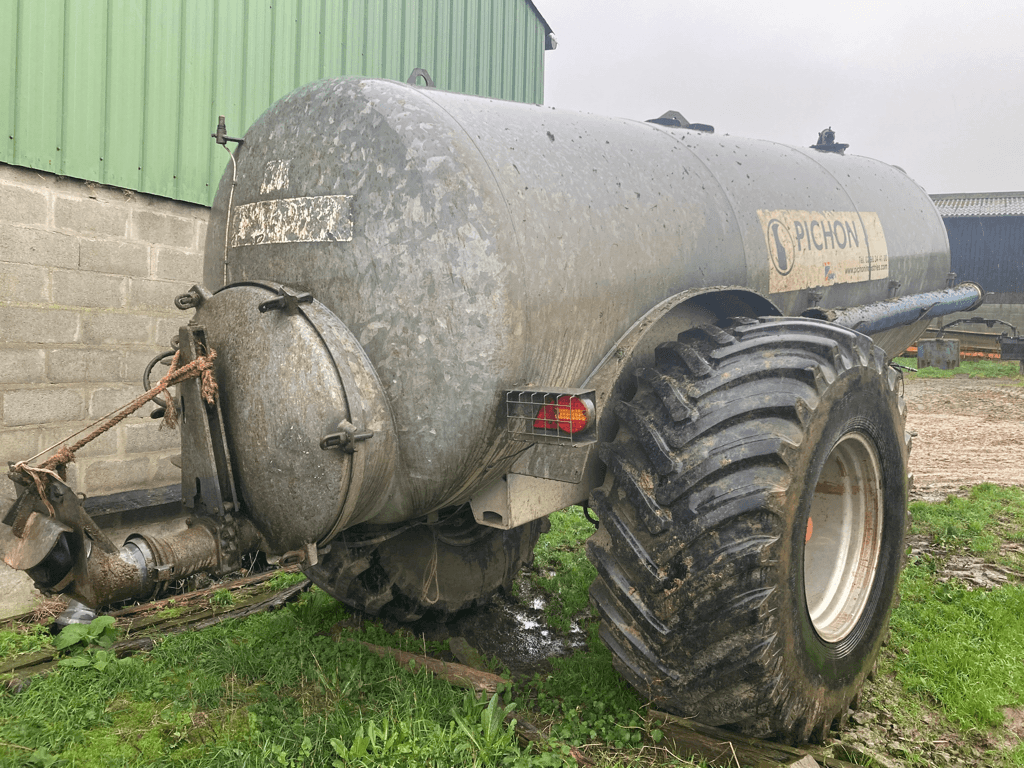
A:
[903,376,1024,501]
[906,534,1024,590]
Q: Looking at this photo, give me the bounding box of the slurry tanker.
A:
[2,77,983,742]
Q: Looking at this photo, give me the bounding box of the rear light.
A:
[505,388,597,446]
[534,395,589,434]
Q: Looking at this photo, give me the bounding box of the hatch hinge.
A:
[258,286,313,314]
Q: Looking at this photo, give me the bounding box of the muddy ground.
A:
[904,375,1024,500]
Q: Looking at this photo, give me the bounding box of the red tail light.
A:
[534,395,590,435]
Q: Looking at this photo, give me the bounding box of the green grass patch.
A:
[0,589,539,768]
[0,623,52,659]
[894,355,1023,379]
[0,524,692,767]
[529,507,598,633]
[891,560,1024,733]
[909,483,1024,556]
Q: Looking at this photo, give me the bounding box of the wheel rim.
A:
[803,431,884,643]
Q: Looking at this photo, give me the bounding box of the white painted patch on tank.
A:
[259,160,290,193]
[230,195,354,247]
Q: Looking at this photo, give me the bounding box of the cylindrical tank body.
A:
[204,78,949,535]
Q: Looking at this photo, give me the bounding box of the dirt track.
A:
[903,375,1024,500]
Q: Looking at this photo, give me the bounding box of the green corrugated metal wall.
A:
[0,0,548,206]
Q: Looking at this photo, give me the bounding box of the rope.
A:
[12,348,218,514]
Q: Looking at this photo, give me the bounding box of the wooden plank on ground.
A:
[350,639,509,695]
[649,710,867,768]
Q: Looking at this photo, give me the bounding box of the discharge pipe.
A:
[805,282,985,336]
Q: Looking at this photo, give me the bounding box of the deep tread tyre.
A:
[306,506,546,622]
[587,317,909,742]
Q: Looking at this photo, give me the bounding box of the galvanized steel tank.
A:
[202,77,949,541]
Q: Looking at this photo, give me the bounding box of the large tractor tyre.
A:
[587,317,909,743]
[306,506,547,622]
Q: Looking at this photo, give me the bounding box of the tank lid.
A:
[192,282,355,552]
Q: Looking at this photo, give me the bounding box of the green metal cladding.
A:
[1,0,550,206]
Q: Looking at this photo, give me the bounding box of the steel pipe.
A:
[806,283,985,336]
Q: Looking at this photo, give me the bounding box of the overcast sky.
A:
[538,0,1022,195]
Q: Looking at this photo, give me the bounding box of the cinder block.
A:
[0,184,49,226]
[0,223,78,268]
[82,311,152,346]
[196,219,209,250]
[131,210,195,248]
[88,385,145,421]
[0,425,42,465]
[124,421,181,454]
[2,387,86,426]
[79,181,133,206]
[140,196,206,221]
[55,195,129,237]
[0,163,54,189]
[0,349,47,385]
[0,306,80,344]
[128,278,190,312]
[0,570,44,620]
[80,239,150,277]
[0,261,49,303]
[155,317,189,347]
[151,456,180,485]
[53,269,126,309]
[46,347,124,384]
[155,247,204,282]
[79,456,153,495]
[123,348,164,385]
[40,421,119,459]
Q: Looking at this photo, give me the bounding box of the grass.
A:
[529,506,598,633]
[7,494,1024,766]
[1,591,534,768]
[873,483,1024,766]
[890,562,1024,733]
[894,355,1024,379]
[0,521,684,768]
[909,483,1024,557]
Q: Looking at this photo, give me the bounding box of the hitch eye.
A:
[505,388,596,446]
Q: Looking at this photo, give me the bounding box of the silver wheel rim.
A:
[803,431,884,643]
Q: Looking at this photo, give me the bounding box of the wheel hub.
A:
[803,431,884,643]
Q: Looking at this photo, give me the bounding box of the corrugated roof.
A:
[930,192,1024,217]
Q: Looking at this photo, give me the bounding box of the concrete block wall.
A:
[0,162,208,514]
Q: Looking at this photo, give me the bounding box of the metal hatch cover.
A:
[191,282,353,552]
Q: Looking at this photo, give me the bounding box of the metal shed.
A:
[1,0,554,206]
[930,191,1024,336]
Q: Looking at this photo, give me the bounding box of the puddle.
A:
[417,576,588,678]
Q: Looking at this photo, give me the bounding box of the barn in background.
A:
[0,0,554,616]
[929,191,1024,339]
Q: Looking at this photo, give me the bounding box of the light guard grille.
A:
[505,387,596,446]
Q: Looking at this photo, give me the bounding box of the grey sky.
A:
[538,0,1022,194]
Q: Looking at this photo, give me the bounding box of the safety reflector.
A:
[505,388,596,446]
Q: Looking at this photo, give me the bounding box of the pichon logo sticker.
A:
[757,210,889,293]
